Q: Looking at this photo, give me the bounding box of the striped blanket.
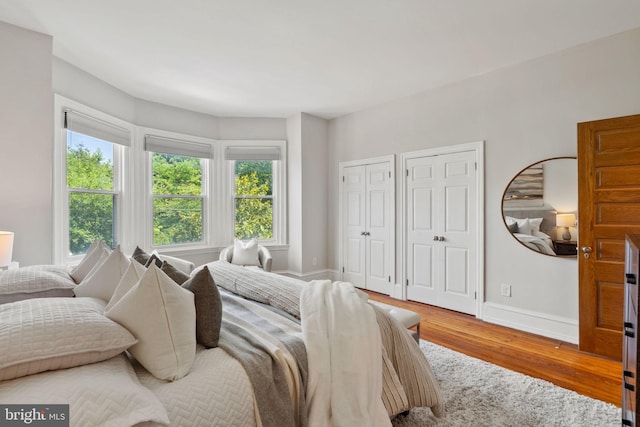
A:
[200,261,444,426]
[218,289,308,427]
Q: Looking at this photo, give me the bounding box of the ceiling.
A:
[2,1,640,119]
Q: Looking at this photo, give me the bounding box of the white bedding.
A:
[301,280,390,427]
[134,346,258,427]
[0,354,169,427]
[514,232,556,255]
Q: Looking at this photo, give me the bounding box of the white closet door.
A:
[406,150,477,314]
[342,165,366,287]
[341,159,393,294]
[365,162,391,294]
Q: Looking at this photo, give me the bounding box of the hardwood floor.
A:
[365,291,622,406]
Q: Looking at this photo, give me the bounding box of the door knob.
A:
[433,236,439,241]
[582,246,592,259]
[439,236,446,242]
[361,231,366,236]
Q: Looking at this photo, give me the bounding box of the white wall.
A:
[328,28,640,343]
[0,22,53,265]
[1,35,288,268]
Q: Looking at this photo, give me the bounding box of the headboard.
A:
[503,206,557,238]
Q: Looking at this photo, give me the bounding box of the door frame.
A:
[338,155,395,292]
[401,141,485,317]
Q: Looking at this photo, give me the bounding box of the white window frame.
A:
[53,95,134,265]
[54,98,288,263]
[139,127,216,252]
[221,140,287,246]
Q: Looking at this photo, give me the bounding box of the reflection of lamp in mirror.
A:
[0,231,14,268]
[556,214,576,242]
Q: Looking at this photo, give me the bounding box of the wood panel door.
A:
[578,113,640,360]
[341,159,394,294]
[405,150,478,314]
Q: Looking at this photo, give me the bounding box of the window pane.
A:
[152,153,202,195]
[154,197,203,245]
[69,192,114,255]
[235,160,272,196]
[235,198,273,240]
[66,130,114,190]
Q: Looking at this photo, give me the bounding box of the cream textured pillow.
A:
[0,297,136,381]
[104,261,147,312]
[106,265,196,381]
[0,265,76,304]
[231,238,259,266]
[74,245,131,302]
[69,240,108,283]
[0,354,170,426]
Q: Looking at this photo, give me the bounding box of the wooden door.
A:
[406,150,477,314]
[578,113,640,360]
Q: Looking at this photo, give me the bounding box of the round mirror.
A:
[501,157,577,257]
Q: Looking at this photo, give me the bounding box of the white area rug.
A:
[392,340,620,427]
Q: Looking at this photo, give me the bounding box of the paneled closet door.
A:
[341,160,393,294]
[406,150,477,315]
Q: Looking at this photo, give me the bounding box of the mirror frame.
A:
[501,156,577,258]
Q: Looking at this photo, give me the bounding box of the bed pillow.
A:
[145,253,163,268]
[181,266,222,348]
[69,239,103,283]
[104,261,147,312]
[131,245,151,265]
[231,238,259,266]
[0,297,136,381]
[161,261,190,285]
[0,353,170,426]
[151,250,195,274]
[0,265,76,304]
[74,245,131,302]
[106,265,196,381]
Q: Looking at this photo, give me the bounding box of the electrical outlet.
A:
[312,257,317,266]
[501,284,511,297]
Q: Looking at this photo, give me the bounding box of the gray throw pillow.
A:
[161,261,190,285]
[181,266,222,348]
[145,254,162,269]
[132,246,150,266]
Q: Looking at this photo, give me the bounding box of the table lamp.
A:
[0,231,14,268]
[556,214,576,242]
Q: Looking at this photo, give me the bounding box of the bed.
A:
[0,244,443,427]
[504,208,557,256]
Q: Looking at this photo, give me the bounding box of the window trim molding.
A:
[138,126,216,252]
[221,140,287,246]
[54,97,288,262]
[53,95,135,264]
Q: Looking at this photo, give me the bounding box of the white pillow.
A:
[74,245,131,302]
[0,297,136,381]
[0,354,169,426]
[231,238,259,266]
[106,264,196,381]
[150,250,195,274]
[69,240,108,283]
[517,218,532,235]
[0,265,76,304]
[528,217,543,234]
[104,260,147,312]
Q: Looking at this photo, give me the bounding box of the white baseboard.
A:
[482,302,578,344]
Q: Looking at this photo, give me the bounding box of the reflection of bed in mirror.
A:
[503,206,557,256]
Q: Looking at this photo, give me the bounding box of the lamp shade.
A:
[556,213,576,228]
[0,231,14,268]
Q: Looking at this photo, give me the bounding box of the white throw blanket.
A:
[300,280,391,427]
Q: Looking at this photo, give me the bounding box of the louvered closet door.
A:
[406,150,477,315]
